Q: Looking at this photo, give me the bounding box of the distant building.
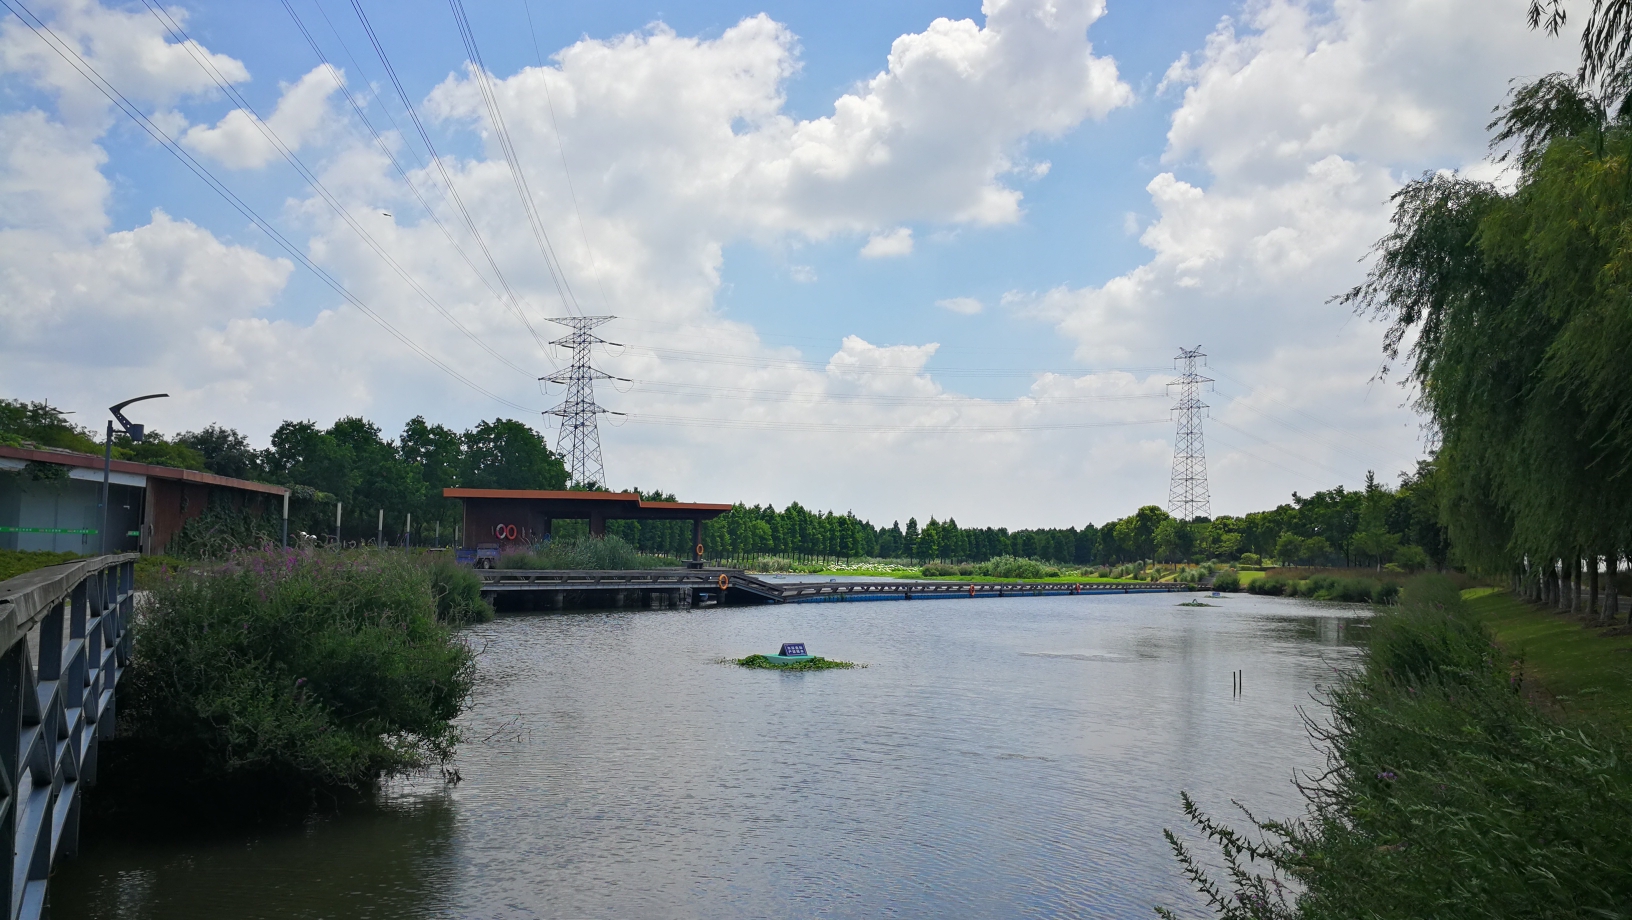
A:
[0,444,288,556]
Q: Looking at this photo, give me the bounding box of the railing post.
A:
[0,642,22,920]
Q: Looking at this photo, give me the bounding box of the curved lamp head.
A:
[109,393,167,443]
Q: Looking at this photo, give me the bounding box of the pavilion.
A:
[443,488,732,564]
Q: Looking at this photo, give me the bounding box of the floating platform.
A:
[475,568,1197,611]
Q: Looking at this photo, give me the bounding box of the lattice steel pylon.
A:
[542,316,615,487]
[1167,346,1213,521]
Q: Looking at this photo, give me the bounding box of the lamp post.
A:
[100,393,168,556]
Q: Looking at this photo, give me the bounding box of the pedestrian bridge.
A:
[0,554,134,920]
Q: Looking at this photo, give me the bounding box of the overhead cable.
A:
[278,0,549,374]
[619,414,1171,434]
[137,0,540,380]
[447,0,581,315]
[349,0,558,352]
[522,0,615,315]
[0,0,536,412]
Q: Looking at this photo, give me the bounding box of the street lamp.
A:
[100,394,168,556]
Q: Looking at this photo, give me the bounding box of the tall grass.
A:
[122,548,475,798]
[1159,575,1632,918]
[497,533,680,570]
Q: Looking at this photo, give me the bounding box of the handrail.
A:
[0,553,137,920]
[0,554,138,653]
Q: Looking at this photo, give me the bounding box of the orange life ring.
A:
[968,584,975,597]
[718,574,730,590]
[505,524,518,540]
[695,543,705,557]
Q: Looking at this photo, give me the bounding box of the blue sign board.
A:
[779,642,807,657]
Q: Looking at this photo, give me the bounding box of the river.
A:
[52,591,1364,919]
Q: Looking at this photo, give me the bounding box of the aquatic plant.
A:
[734,654,857,671]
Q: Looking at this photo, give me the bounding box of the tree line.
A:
[2,398,1449,568]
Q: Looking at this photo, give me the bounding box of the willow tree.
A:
[1340,71,1632,616]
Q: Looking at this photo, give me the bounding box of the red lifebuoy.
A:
[505,524,518,540]
[493,523,506,539]
[968,584,975,597]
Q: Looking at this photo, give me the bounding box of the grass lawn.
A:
[1466,588,1632,735]
[1238,570,1266,587]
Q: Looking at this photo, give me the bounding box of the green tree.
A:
[461,419,567,491]
[176,424,263,479]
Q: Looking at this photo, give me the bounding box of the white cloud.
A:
[0,0,247,128]
[6,0,1579,527]
[935,296,983,315]
[860,227,914,258]
[1021,0,1576,511]
[182,66,342,169]
[789,264,817,283]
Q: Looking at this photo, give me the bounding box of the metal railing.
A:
[0,554,137,920]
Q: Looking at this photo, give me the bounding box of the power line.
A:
[620,414,1171,434]
[348,0,556,357]
[615,345,1173,378]
[0,0,536,413]
[277,0,544,376]
[620,380,1170,405]
[447,0,581,316]
[1167,346,1211,521]
[521,0,615,315]
[137,0,538,380]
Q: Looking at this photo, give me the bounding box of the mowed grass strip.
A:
[1466,588,1632,734]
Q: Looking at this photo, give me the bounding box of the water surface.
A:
[53,592,1363,919]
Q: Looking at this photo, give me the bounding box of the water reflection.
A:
[53,593,1364,920]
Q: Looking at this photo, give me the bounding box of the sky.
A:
[0,0,1579,528]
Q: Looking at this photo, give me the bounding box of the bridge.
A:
[0,554,134,920]
[477,568,1197,611]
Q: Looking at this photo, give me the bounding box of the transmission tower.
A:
[1167,346,1213,521]
[542,316,616,487]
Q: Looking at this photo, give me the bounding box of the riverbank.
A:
[1468,588,1632,734]
[1165,578,1632,918]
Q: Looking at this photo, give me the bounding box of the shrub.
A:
[165,499,279,559]
[498,534,678,570]
[920,562,959,577]
[418,553,494,623]
[1212,571,1241,592]
[124,548,475,796]
[1239,552,1262,567]
[979,556,1045,579]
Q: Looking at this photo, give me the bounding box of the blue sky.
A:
[0,0,1577,526]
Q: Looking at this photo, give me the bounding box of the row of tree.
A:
[2,398,1448,568]
[1340,6,1632,616]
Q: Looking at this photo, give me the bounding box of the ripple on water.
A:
[51,592,1365,920]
